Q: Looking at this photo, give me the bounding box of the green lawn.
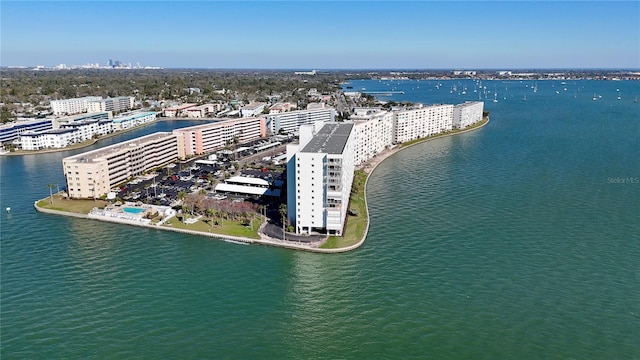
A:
[163,216,261,239]
[321,169,368,249]
[400,116,488,148]
[36,194,109,214]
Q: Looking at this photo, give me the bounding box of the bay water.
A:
[1,81,639,358]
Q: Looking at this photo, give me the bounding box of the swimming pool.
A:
[123,207,145,214]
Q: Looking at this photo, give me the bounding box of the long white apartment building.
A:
[0,119,53,145]
[240,102,266,118]
[265,107,335,135]
[20,113,113,150]
[350,108,394,165]
[173,117,266,159]
[286,122,355,235]
[50,96,102,115]
[87,96,135,114]
[63,132,178,199]
[453,101,484,129]
[393,104,454,144]
[112,111,157,130]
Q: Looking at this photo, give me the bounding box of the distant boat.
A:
[593,93,597,101]
[635,96,638,103]
[493,92,498,103]
[617,93,622,100]
[522,94,527,102]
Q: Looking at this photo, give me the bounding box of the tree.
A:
[0,107,16,124]
[47,184,55,204]
[278,203,287,240]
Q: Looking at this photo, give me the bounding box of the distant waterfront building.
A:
[393,104,454,144]
[186,104,219,118]
[112,111,157,130]
[350,108,394,165]
[50,96,102,115]
[268,102,297,114]
[87,96,135,114]
[20,112,113,150]
[286,122,355,235]
[62,132,178,199]
[452,101,484,129]
[0,119,53,145]
[20,129,79,150]
[172,117,266,159]
[240,102,267,118]
[264,107,335,135]
[163,103,197,117]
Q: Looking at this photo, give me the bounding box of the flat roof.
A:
[64,132,174,162]
[214,183,280,197]
[301,122,353,155]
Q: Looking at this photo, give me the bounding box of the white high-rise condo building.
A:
[265,107,335,135]
[350,108,394,165]
[287,122,355,235]
[393,104,454,144]
[452,101,484,129]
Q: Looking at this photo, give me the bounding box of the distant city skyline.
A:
[2,1,639,69]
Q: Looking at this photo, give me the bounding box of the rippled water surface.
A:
[2,81,639,358]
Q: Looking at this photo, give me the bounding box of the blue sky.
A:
[1,1,639,69]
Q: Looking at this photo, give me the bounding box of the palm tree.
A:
[47,184,55,204]
[177,190,187,203]
[278,203,287,240]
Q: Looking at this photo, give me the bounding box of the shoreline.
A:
[2,117,238,156]
[31,117,489,253]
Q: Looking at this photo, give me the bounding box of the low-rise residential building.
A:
[20,128,79,150]
[87,96,135,114]
[240,102,266,118]
[264,107,335,135]
[393,104,454,144]
[0,119,54,146]
[112,111,157,130]
[268,102,297,114]
[186,104,219,118]
[453,101,484,129]
[50,96,102,115]
[62,132,178,199]
[286,122,355,235]
[20,112,114,150]
[173,117,267,159]
[163,103,197,117]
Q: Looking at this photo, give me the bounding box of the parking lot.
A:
[112,137,292,213]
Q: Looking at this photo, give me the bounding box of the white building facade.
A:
[452,101,484,129]
[112,111,157,130]
[287,122,355,235]
[50,96,102,115]
[265,107,335,135]
[87,96,135,114]
[240,102,266,118]
[0,119,53,145]
[351,108,394,166]
[393,104,454,144]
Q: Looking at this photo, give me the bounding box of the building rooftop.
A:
[301,123,353,155]
[64,132,174,162]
